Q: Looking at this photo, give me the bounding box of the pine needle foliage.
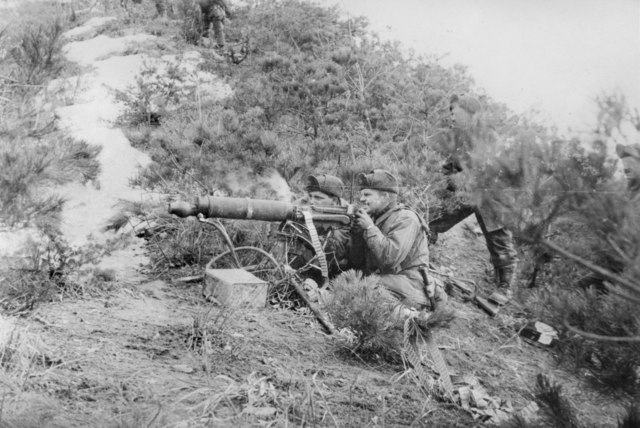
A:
[325,270,404,361]
[535,374,581,428]
[9,18,64,86]
[618,404,640,428]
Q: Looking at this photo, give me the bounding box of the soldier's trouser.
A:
[202,4,226,46]
[379,269,447,310]
[212,17,225,46]
[429,203,517,270]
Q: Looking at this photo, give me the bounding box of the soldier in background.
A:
[349,169,446,310]
[430,95,518,300]
[197,0,232,48]
[616,143,640,194]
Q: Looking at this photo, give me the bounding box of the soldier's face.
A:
[450,103,473,130]
[621,157,640,190]
[359,189,388,216]
[308,191,337,206]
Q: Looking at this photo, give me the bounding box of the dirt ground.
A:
[0,219,628,427]
[0,3,633,427]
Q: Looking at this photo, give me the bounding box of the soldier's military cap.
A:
[355,169,400,194]
[305,174,344,198]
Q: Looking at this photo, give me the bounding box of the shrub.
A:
[463,93,640,393]
[115,58,190,126]
[535,374,581,428]
[0,137,101,228]
[176,0,204,45]
[324,270,404,361]
[9,18,64,86]
[127,0,476,210]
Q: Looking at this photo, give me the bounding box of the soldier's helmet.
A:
[305,174,344,199]
[355,169,400,194]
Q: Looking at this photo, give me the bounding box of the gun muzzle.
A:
[168,201,199,218]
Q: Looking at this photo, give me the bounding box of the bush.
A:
[176,0,204,45]
[0,137,101,228]
[324,270,404,361]
[464,93,640,393]
[127,0,474,210]
[8,18,64,86]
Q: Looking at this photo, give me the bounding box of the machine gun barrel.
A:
[169,196,299,222]
[169,196,354,225]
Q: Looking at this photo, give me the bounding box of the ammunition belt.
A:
[302,210,329,279]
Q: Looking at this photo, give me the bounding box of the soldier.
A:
[275,174,350,285]
[616,143,640,194]
[196,0,232,48]
[297,174,347,207]
[349,169,446,310]
[430,94,518,301]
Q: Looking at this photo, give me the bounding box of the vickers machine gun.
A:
[169,195,354,226]
[169,195,354,334]
[169,195,355,280]
[170,194,356,269]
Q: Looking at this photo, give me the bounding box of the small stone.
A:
[172,364,195,374]
[244,406,276,418]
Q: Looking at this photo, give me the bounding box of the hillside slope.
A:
[0,2,633,427]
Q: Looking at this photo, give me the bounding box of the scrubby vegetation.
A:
[110,0,640,401]
[0,2,104,317]
[1,0,638,425]
[465,95,640,393]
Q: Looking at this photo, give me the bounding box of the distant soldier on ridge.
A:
[196,0,232,49]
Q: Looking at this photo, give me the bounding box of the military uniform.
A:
[196,0,231,47]
[431,95,518,293]
[349,170,446,310]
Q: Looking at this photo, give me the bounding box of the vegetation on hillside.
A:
[118,0,640,397]
[0,3,105,314]
[0,0,637,425]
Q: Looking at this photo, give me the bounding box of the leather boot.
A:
[495,263,517,298]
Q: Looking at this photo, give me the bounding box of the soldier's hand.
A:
[355,208,374,231]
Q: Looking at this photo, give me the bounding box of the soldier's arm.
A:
[363,211,420,270]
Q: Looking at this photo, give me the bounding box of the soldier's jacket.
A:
[350,204,429,276]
